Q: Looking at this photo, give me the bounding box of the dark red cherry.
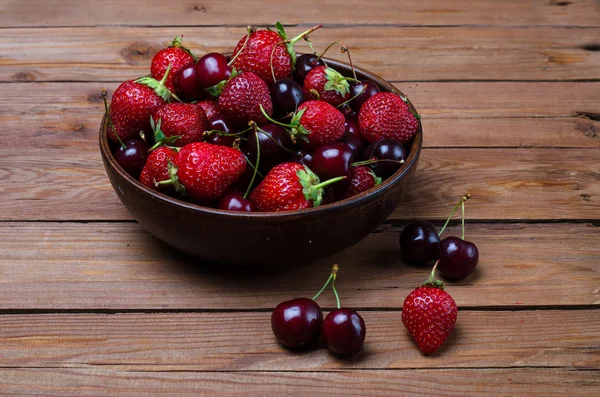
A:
[270,78,304,116]
[113,139,149,178]
[340,132,366,157]
[321,308,366,357]
[271,298,323,350]
[363,139,407,177]
[217,189,255,212]
[438,236,479,280]
[349,80,380,112]
[311,143,354,179]
[344,118,360,138]
[339,104,358,120]
[195,52,231,88]
[248,123,293,169]
[295,54,325,85]
[295,148,314,168]
[205,116,236,146]
[173,62,204,102]
[399,220,441,265]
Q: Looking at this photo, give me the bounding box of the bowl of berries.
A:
[99,23,422,267]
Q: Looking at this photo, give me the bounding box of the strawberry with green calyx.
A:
[140,146,178,194]
[231,21,322,85]
[205,68,239,98]
[402,261,458,355]
[149,102,208,149]
[259,100,345,149]
[217,71,273,125]
[135,63,182,103]
[249,162,346,212]
[150,36,196,92]
[148,116,180,152]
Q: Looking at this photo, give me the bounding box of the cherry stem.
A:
[351,158,405,167]
[331,271,341,309]
[269,40,286,83]
[312,176,346,191]
[259,104,291,128]
[228,27,254,67]
[101,89,126,149]
[311,264,339,302]
[244,122,261,199]
[317,41,356,79]
[462,199,466,240]
[304,36,317,55]
[438,194,471,237]
[337,84,366,108]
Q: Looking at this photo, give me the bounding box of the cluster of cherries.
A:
[400,194,479,280]
[271,265,366,357]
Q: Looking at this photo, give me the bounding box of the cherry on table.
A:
[270,78,304,116]
[399,220,441,265]
[311,142,354,179]
[349,80,380,112]
[295,54,325,85]
[113,139,149,178]
[173,62,204,102]
[271,298,323,350]
[321,308,366,357]
[438,237,479,280]
[217,189,255,212]
[363,138,407,177]
[195,52,232,88]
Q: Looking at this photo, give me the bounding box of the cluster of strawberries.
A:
[104,22,420,212]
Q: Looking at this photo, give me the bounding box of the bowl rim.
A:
[99,56,423,219]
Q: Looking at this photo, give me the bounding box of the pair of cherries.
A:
[400,194,479,280]
[271,265,366,357]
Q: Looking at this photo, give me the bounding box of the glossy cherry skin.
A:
[339,104,358,120]
[294,148,314,168]
[399,220,441,265]
[349,80,380,112]
[344,118,360,138]
[295,54,325,85]
[173,62,204,102]
[311,143,355,179]
[363,139,407,177]
[195,52,232,88]
[271,298,323,350]
[321,308,366,357]
[341,132,366,157]
[217,189,255,212]
[205,116,236,146]
[113,139,149,178]
[438,236,479,280]
[248,123,293,169]
[270,78,304,116]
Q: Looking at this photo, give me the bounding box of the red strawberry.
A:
[151,36,195,93]
[140,146,177,194]
[151,103,207,147]
[249,162,345,212]
[303,66,351,107]
[217,71,273,125]
[358,92,420,144]
[108,80,167,143]
[197,100,220,120]
[231,22,321,85]
[171,142,246,202]
[402,268,458,355]
[339,166,381,199]
[294,100,345,149]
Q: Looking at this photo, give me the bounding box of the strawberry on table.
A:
[140,146,178,194]
[217,71,273,125]
[249,162,345,212]
[358,92,420,144]
[230,22,322,85]
[151,103,208,147]
[150,36,195,93]
[402,263,458,355]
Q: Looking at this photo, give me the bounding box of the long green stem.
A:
[311,274,333,301]
[461,199,465,240]
[244,123,261,199]
[311,176,346,191]
[438,194,470,237]
[101,89,126,149]
[259,104,291,128]
[331,273,340,309]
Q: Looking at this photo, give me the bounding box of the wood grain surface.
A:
[1,0,600,395]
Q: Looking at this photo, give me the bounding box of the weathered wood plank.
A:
[3,26,600,82]
[0,223,598,310]
[0,311,597,370]
[0,367,598,396]
[2,0,599,27]
[2,148,598,221]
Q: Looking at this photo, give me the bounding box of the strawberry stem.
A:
[311,264,339,302]
[244,122,261,199]
[101,88,126,149]
[289,24,323,46]
[423,261,444,289]
[311,175,346,191]
[438,194,471,237]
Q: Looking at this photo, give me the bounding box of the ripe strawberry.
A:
[151,36,195,93]
[402,268,458,355]
[108,80,167,143]
[303,66,351,107]
[358,92,420,144]
[197,100,220,120]
[217,71,273,125]
[171,142,246,202]
[294,100,345,149]
[140,146,177,194]
[339,166,381,199]
[151,103,207,147]
[249,162,345,212]
[231,22,321,85]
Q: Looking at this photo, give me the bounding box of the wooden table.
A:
[1,1,599,395]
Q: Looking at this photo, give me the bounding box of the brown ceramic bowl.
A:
[99,57,422,267]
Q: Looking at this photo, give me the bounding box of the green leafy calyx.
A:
[323,67,350,97]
